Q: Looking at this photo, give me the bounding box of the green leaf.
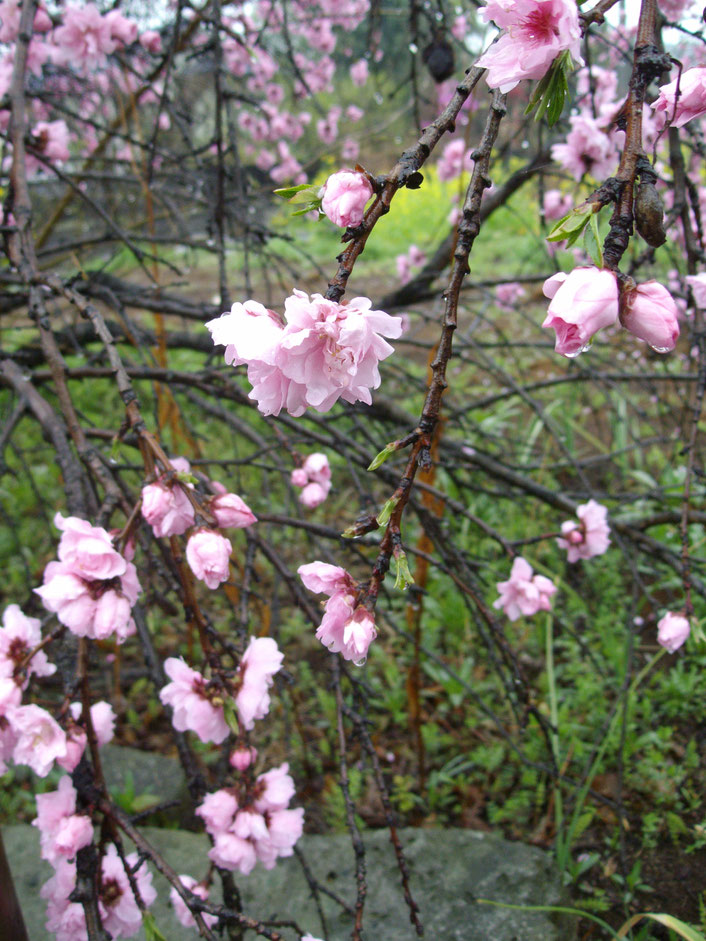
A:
[368,441,399,471]
[376,495,400,527]
[617,913,706,941]
[223,697,240,735]
[546,207,593,243]
[273,183,314,199]
[392,552,415,590]
[525,51,574,127]
[583,213,603,267]
[142,912,169,941]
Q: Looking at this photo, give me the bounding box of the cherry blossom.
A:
[210,489,258,529]
[141,478,195,538]
[542,267,619,357]
[557,500,611,562]
[235,636,284,730]
[207,292,402,417]
[657,612,690,653]
[620,281,680,352]
[298,561,377,662]
[290,452,332,508]
[11,704,67,776]
[476,0,582,93]
[320,169,373,228]
[493,557,557,621]
[33,775,93,866]
[652,68,706,129]
[186,529,232,589]
[160,658,229,743]
[170,875,218,929]
[0,604,55,683]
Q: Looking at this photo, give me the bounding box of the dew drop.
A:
[650,345,671,353]
[408,42,418,54]
[353,657,367,667]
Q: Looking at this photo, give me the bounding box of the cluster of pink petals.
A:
[42,845,156,941]
[437,139,472,183]
[557,500,610,562]
[657,612,691,653]
[160,658,229,744]
[186,529,233,589]
[298,562,377,663]
[291,452,332,508]
[33,775,93,866]
[235,637,284,730]
[495,282,526,309]
[59,700,115,772]
[493,557,557,621]
[551,114,617,181]
[652,68,706,129]
[170,875,218,929]
[476,0,582,93]
[542,267,680,357]
[141,457,195,538]
[0,604,55,684]
[320,169,373,228]
[34,514,140,644]
[196,762,304,874]
[396,244,427,285]
[207,292,403,417]
[6,703,67,776]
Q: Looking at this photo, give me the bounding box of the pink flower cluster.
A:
[196,763,304,874]
[542,267,679,357]
[320,169,373,228]
[0,604,55,686]
[291,453,332,508]
[160,638,284,741]
[207,292,403,417]
[34,514,140,644]
[298,562,377,663]
[142,456,256,589]
[396,245,427,285]
[41,844,156,941]
[170,875,218,930]
[476,0,582,93]
[493,557,557,621]
[557,500,610,562]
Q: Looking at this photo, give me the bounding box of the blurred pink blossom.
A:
[657,612,690,653]
[11,704,67,776]
[170,876,218,929]
[321,169,373,228]
[350,58,369,86]
[493,557,556,621]
[33,776,93,866]
[557,499,610,562]
[235,636,284,730]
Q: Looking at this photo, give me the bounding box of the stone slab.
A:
[4,823,575,940]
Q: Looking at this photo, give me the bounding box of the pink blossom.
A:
[254,762,295,813]
[437,139,469,182]
[141,480,195,537]
[321,169,373,228]
[100,845,156,938]
[551,114,617,181]
[542,267,619,357]
[350,59,369,86]
[33,776,93,866]
[557,500,611,562]
[686,273,706,309]
[52,4,117,72]
[70,700,116,745]
[495,282,526,309]
[160,658,229,743]
[105,10,138,45]
[139,30,162,53]
[300,482,329,508]
[543,189,573,221]
[493,557,557,621]
[230,746,257,771]
[235,636,284,730]
[476,0,582,93]
[11,704,67,776]
[620,281,680,352]
[186,529,232,589]
[291,467,308,487]
[170,875,217,929]
[451,14,468,40]
[0,604,55,682]
[291,453,332,507]
[53,513,126,580]
[298,562,377,662]
[652,68,706,129]
[210,491,257,529]
[657,612,690,653]
[31,120,70,164]
[346,105,364,122]
[207,292,402,417]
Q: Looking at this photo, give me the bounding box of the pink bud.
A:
[321,170,373,228]
[620,281,680,352]
[211,492,257,529]
[657,612,690,653]
[230,746,257,771]
[290,468,308,488]
[186,530,232,589]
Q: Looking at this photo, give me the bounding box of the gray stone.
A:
[100,744,189,818]
[4,823,575,940]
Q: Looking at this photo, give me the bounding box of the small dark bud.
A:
[634,181,667,247]
[404,171,424,190]
[422,38,455,82]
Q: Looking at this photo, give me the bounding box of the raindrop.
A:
[408,42,418,54]
[353,657,367,667]
[650,345,671,353]
[374,92,383,104]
